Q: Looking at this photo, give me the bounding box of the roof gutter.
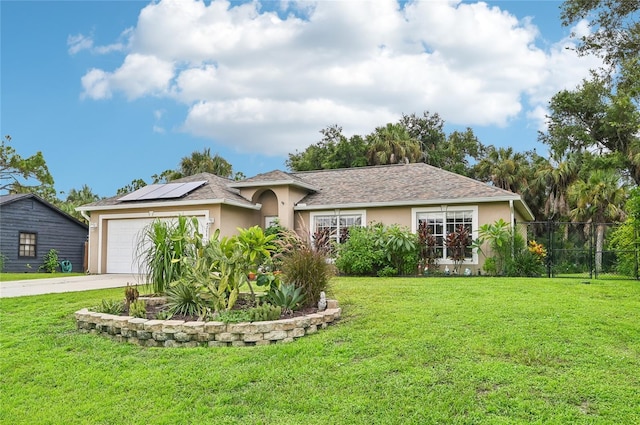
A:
[80,210,91,222]
[294,196,525,211]
[76,198,262,212]
[229,180,319,192]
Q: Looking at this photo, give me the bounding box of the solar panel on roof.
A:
[117,184,164,201]
[118,181,207,201]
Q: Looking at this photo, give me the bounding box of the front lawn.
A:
[1,277,639,424]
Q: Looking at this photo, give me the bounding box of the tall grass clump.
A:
[273,223,335,308]
[281,248,335,307]
[135,216,203,294]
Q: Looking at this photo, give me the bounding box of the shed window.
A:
[19,232,37,258]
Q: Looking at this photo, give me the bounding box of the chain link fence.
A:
[518,221,640,280]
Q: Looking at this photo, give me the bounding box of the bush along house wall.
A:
[75,300,341,347]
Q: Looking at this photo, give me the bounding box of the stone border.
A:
[75,300,341,347]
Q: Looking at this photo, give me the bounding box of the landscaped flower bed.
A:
[75,299,341,347]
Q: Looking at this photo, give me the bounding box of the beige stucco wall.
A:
[217,204,260,238]
[85,203,259,274]
[295,201,527,275]
[240,185,309,229]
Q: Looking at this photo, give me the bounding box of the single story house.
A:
[0,193,88,273]
[77,163,534,275]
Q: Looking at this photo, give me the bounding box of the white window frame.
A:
[264,216,279,228]
[309,210,366,245]
[411,206,479,265]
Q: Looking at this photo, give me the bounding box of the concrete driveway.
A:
[0,274,143,298]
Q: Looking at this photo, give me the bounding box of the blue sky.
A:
[1,0,601,198]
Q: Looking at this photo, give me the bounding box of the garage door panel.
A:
[105,217,205,274]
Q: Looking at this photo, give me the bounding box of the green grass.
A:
[0,272,85,281]
[1,277,639,424]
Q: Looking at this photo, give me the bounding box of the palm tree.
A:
[474,146,526,192]
[365,123,422,165]
[534,152,582,221]
[61,184,101,223]
[179,148,233,178]
[568,169,627,273]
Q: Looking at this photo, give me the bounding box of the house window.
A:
[311,211,365,246]
[413,207,478,263]
[265,216,279,228]
[19,232,37,258]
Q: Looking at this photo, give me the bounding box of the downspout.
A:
[79,210,92,274]
[509,199,515,260]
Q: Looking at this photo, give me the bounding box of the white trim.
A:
[77,198,260,212]
[412,205,479,265]
[309,209,366,243]
[96,210,210,274]
[295,196,523,211]
[229,180,318,191]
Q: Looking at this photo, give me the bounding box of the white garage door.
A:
[106,217,205,274]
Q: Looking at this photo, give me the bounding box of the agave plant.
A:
[267,283,305,315]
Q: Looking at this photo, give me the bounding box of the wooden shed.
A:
[0,193,88,273]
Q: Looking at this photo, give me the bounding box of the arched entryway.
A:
[254,189,279,228]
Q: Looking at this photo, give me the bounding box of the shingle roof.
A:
[0,193,88,228]
[229,169,318,191]
[0,193,32,206]
[291,163,520,207]
[79,172,254,209]
[77,164,532,219]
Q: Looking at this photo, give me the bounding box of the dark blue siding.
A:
[0,197,88,273]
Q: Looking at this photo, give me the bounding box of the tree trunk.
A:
[595,223,605,274]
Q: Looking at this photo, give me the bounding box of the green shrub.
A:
[482,257,498,276]
[267,283,305,315]
[336,224,418,276]
[377,266,397,277]
[155,309,173,320]
[129,299,147,318]
[248,303,282,322]
[609,218,639,277]
[94,299,124,315]
[505,251,545,277]
[281,249,334,307]
[0,252,6,272]
[166,281,203,318]
[39,249,59,273]
[335,226,384,275]
[217,309,252,323]
[383,224,418,275]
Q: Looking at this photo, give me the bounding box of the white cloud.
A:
[79,0,602,153]
[68,34,93,55]
[67,32,126,55]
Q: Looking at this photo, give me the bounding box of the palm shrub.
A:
[165,281,203,318]
[136,216,203,294]
[476,219,513,275]
[381,224,418,275]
